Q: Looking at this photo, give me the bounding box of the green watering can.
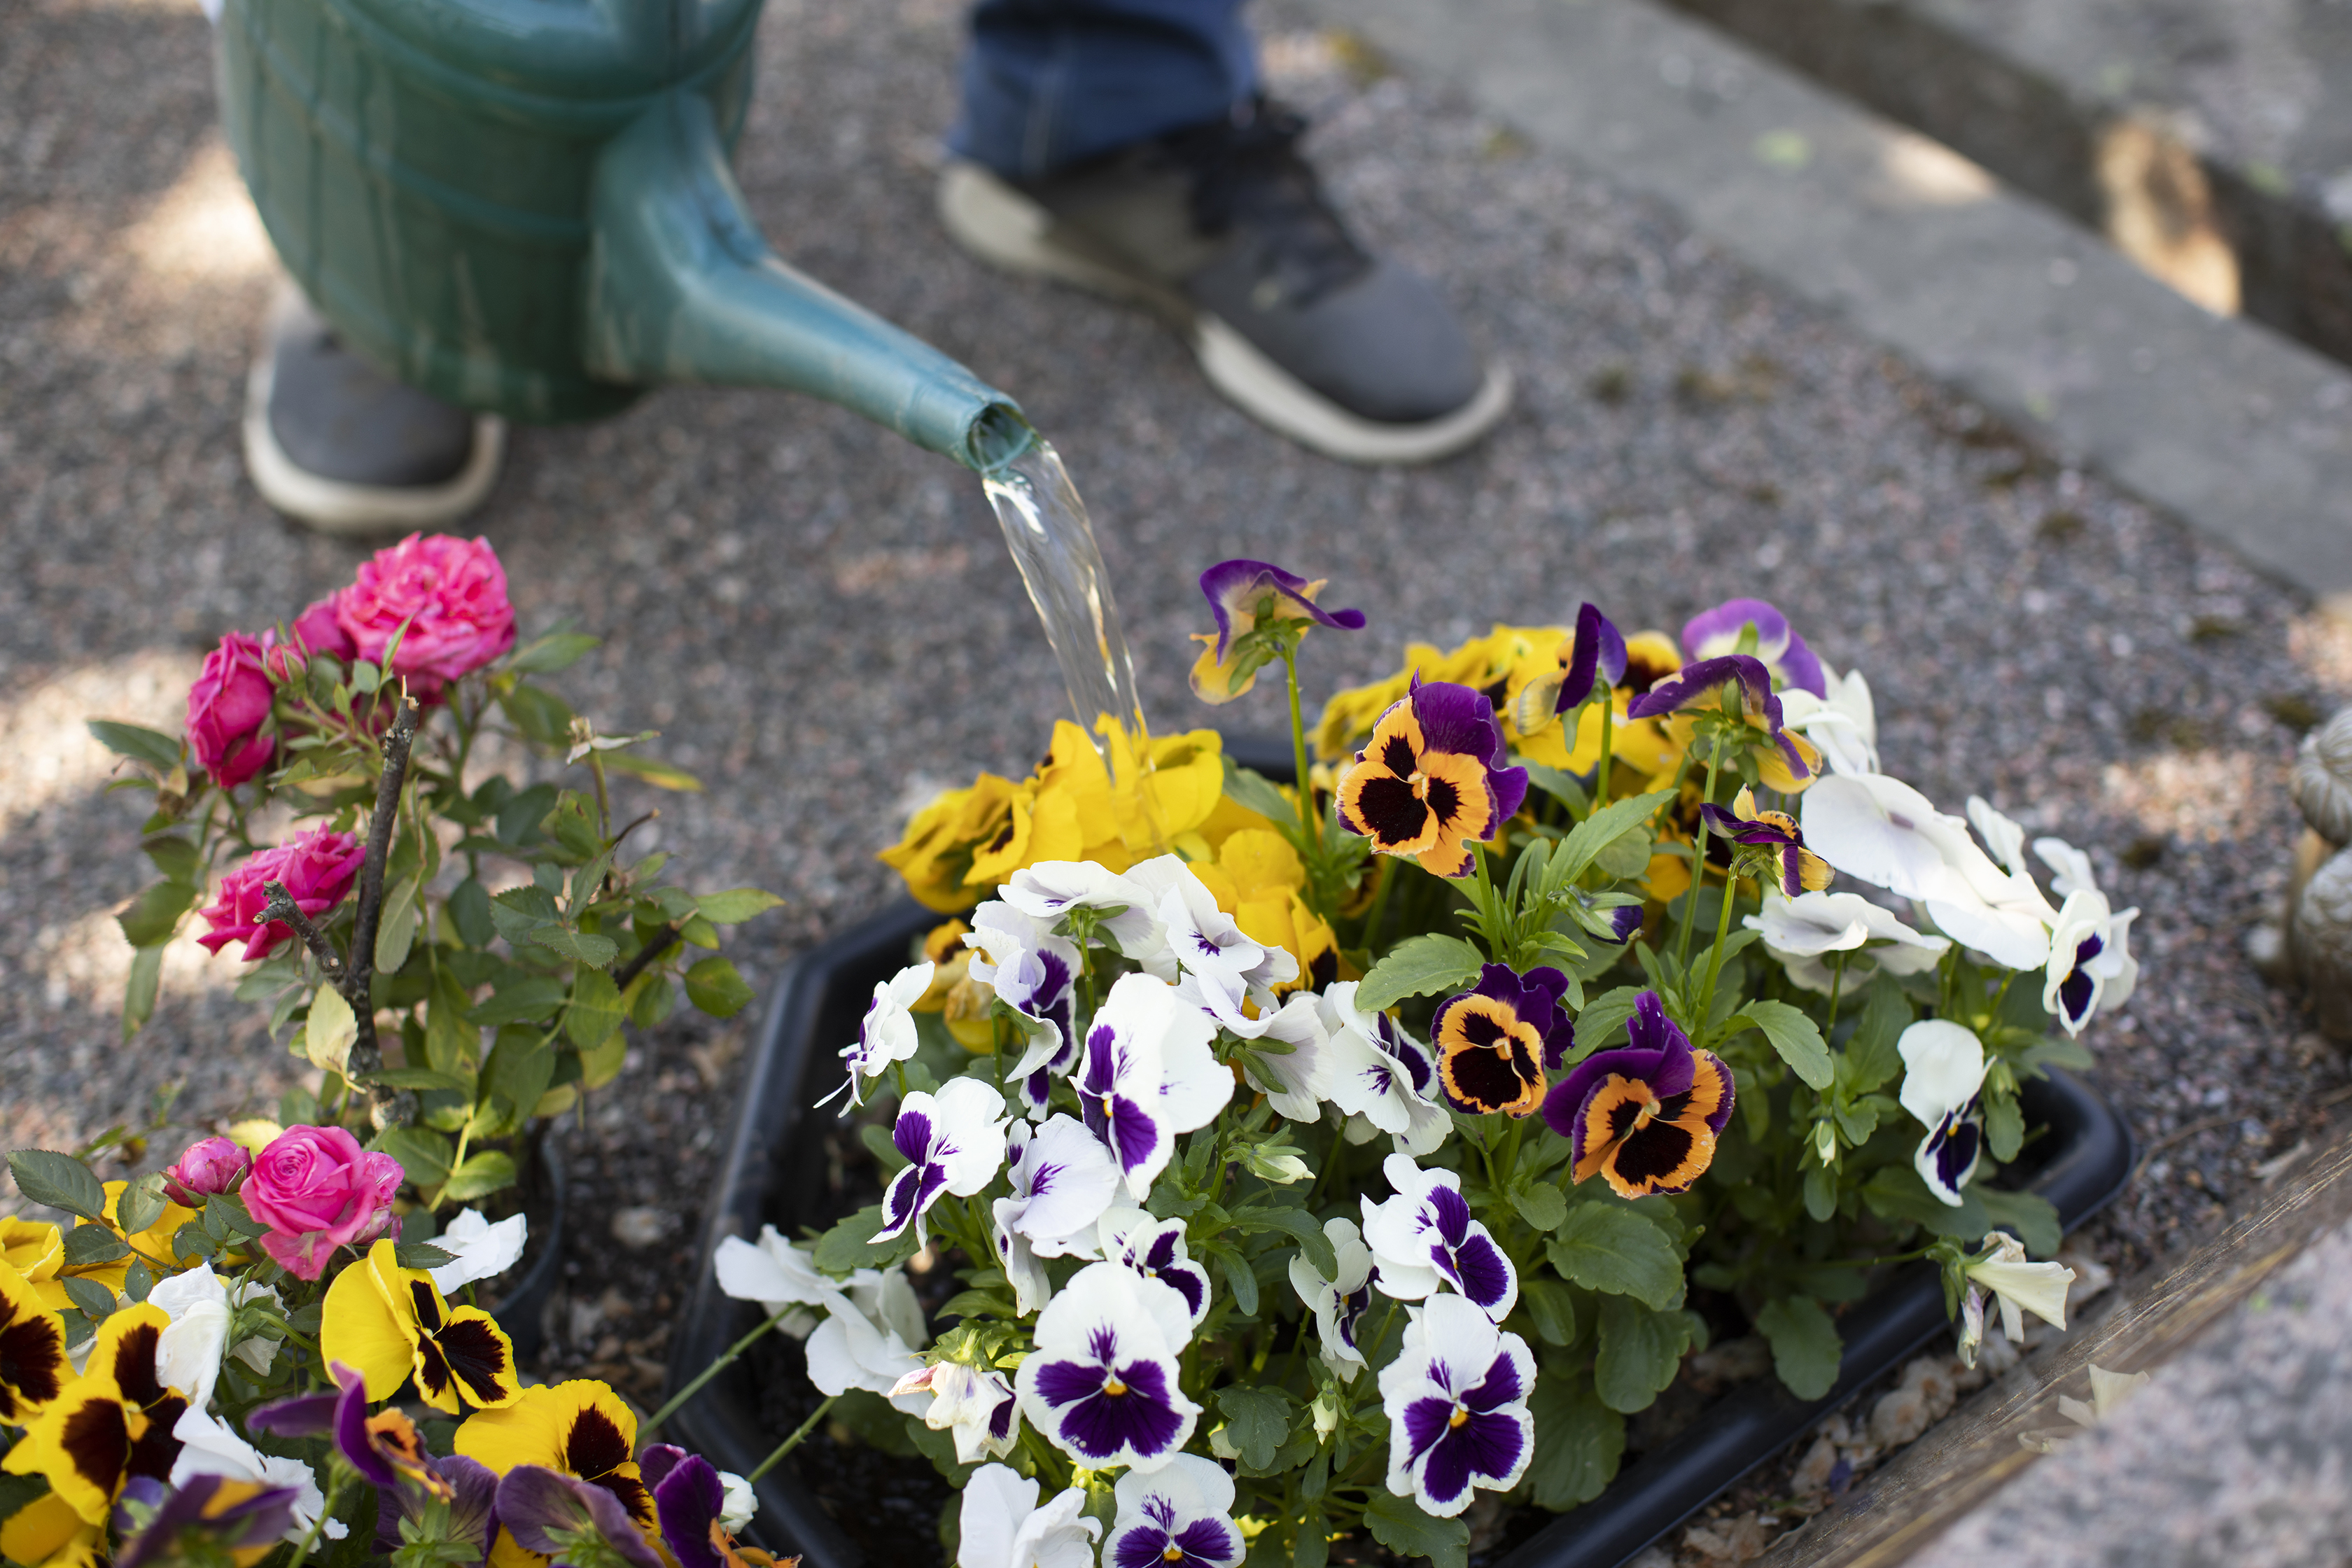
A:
[215,0,1028,470]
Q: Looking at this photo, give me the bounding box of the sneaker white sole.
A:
[242,330,505,536]
[938,160,1512,465]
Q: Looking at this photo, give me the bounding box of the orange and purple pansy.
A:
[1542,991,1735,1198]
[1430,964,1574,1118]
[1701,785,1833,898]
[1336,677,1529,878]
[1189,559,1366,704]
[1627,653,1821,790]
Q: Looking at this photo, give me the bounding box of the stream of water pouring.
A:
[979,435,1168,850]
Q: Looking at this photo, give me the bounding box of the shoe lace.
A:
[1160,99,1370,307]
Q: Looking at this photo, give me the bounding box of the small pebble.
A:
[610,1206,674,1249]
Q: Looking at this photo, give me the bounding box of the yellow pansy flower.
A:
[4,1306,186,1525]
[321,1239,522,1414]
[1,1219,69,1312]
[1,1488,105,1568]
[456,1381,654,1568]
[0,1262,70,1422]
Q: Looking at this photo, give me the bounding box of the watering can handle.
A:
[583,93,1032,472]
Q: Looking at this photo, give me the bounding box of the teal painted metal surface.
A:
[216,0,1022,465]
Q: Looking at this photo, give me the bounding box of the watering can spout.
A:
[584,94,1032,472]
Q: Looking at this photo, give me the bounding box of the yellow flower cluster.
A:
[880,719,1244,911]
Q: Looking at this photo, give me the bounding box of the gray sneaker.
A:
[243,286,504,534]
[939,100,1511,465]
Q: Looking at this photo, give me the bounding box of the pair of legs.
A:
[249,0,1506,531]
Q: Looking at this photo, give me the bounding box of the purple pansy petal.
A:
[1424,1182,1474,1247]
[496,1467,664,1568]
[1158,1261,1209,1321]
[1462,1348,1530,1413]
[1447,1234,1517,1315]
[1408,675,1506,765]
[1037,1356,1188,1462]
[652,1453,728,1568]
[1421,1408,1530,1507]
[1543,990,1695,1144]
[1198,559,1366,659]
[1607,904,1644,944]
[377,1456,500,1558]
[1556,603,1629,713]
[1681,598,1826,696]
[891,1108,934,1167]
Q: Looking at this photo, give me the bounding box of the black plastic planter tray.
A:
[666,741,2135,1568]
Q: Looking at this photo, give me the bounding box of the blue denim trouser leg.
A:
[952,0,1259,181]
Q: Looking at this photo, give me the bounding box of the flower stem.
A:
[1594,700,1614,812]
[1359,857,1397,953]
[1824,951,1849,1035]
[1282,646,1313,844]
[747,1394,839,1482]
[293,1473,347,1559]
[1675,734,1726,976]
[639,1305,797,1440]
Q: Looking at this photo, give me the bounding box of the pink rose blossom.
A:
[162,1136,253,1206]
[244,1125,404,1280]
[264,597,358,681]
[186,631,277,788]
[195,825,368,962]
[331,533,516,689]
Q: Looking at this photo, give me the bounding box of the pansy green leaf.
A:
[1977,1189,2062,1259]
[1354,932,1487,1014]
[1524,1373,1624,1509]
[1215,1386,1294,1473]
[859,1122,910,1176]
[1229,1204,1338,1278]
[1219,756,1299,830]
[1731,1000,1833,1089]
[1844,980,1911,1091]
[1509,1180,1569,1233]
[440,1152,519,1203]
[813,1204,921,1274]
[1755,1295,1844,1399]
[8,1150,109,1222]
[694,889,786,925]
[1520,763,1590,815]
[684,957,754,1018]
[1518,1278,1578,1347]
[1364,1492,1469,1568]
[1548,788,1676,890]
[1216,1247,1259,1317]
[934,1289,1017,1322]
[1984,1092,2026,1163]
[1546,1204,1683,1309]
[1861,1166,1989,1238]
[1593,1295,1695,1413]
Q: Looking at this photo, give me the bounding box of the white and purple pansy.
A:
[1319,983,1449,1156]
[1098,1208,1212,1330]
[2042,888,2137,1035]
[992,1116,1119,1315]
[1377,1294,1536,1518]
[888,1361,1021,1465]
[1077,972,1231,1202]
[1287,1216,1377,1382]
[1106,1452,1243,1568]
[969,902,1085,1115]
[1014,1261,1202,1472]
[955,1464,1099,1568]
[1897,1019,1989,1206]
[1000,860,1159,955]
[821,960,932,1110]
[1147,874,1268,988]
[1359,1154,1518,1322]
[1237,990,1331,1123]
[1681,596,1828,697]
[872,1077,1010,1247]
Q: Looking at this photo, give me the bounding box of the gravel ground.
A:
[6,0,2351,1460]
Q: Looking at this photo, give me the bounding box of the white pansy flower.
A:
[822,961,933,1110]
[1745,889,1949,993]
[954,1464,1099,1568]
[1801,772,2056,970]
[149,1262,283,1411]
[428,1208,528,1294]
[1964,1231,2074,1345]
[805,1268,930,1413]
[1287,1217,1377,1382]
[991,1115,1119,1315]
[1778,666,1878,776]
[171,1407,344,1541]
[1320,983,1449,1156]
[1898,1020,1989,1206]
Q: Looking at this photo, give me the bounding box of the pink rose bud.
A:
[162,1137,253,1206]
[186,631,278,788]
[244,1124,405,1280]
[264,597,360,681]
[195,825,368,963]
[332,533,517,690]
